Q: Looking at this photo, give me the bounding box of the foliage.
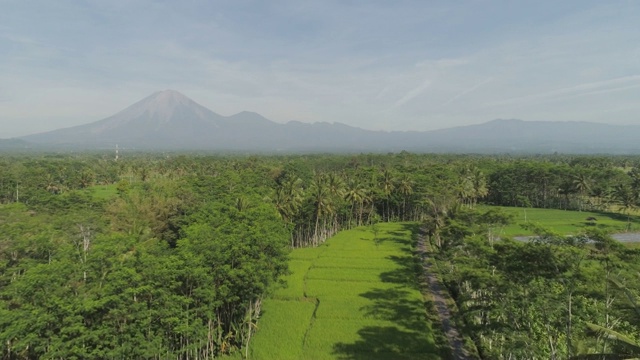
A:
[425,206,640,359]
[2,152,640,358]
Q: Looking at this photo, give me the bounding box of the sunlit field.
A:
[247,223,444,360]
[88,183,119,200]
[479,205,640,236]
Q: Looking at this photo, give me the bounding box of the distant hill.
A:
[17,90,640,153]
[0,138,30,150]
[413,119,640,153]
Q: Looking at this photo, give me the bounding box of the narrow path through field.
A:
[417,231,472,360]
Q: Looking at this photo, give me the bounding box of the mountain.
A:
[23,90,226,148]
[18,90,640,153]
[415,119,640,153]
[0,138,29,150]
[20,90,388,151]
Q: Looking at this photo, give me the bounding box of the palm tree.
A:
[471,167,489,207]
[326,172,345,231]
[628,167,640,195]
[283,177,304,212]
[78,170,95,189]
[344,178,367,226]
[571,276,640,360]
[573,172,593,211]
[310,173,334,246]
[397,175,414,220]
[272,177,303,247]
[558,181,577,210]
[44,173,62,194]
[326,172,345,198]
[457,176,474,207]
[423,195,456,250]
[272,187,290,220]
[380,169,395,221]
[612,184,638,231]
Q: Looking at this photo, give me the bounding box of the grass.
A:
[306,267,382,283]
[478,205,640,237]
[88,184,118,200]
[247,223,444,360]
[271,260,313,300]
[311,256,398,270]
[248,299,317,360]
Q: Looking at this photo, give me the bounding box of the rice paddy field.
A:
[246,223,444,360]
[479,205,640,237]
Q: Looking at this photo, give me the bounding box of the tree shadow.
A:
[333,326,437,360]
[386,232,412,246]
[591,210,640,225]
[359,287,429,331]
[380,255,421,290]
[333,223,444,359]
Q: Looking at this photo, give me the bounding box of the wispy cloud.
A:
[0,33,40,45]
[488,75,640,107]
[394,79,432,107]
[442,78,493,106]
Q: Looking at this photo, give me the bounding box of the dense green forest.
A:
[1,152,640,359]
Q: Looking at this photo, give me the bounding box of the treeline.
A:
[3,153,640,215]
[1,152,640,359]
[487,159,640,213]
[271,154,640,247]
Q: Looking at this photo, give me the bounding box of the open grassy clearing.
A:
[479,205,640,236]
[88,183,118,200]
[247,223,445,360]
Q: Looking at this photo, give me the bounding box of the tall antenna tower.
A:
[115,144,119,162]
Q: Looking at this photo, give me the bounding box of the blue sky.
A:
[2,0,640,137]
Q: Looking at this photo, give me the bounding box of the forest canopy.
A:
[0,152,639,359]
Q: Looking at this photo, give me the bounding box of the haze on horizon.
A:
[2,1,640,138]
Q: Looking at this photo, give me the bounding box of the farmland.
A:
[247,223,446,360]
[478,205,640,236]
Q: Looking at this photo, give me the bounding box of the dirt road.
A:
[417,233,472,360]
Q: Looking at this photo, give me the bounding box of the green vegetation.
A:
[248,223,444,360]
[425,205,640,359]
[478,205,640,236]
[88,183,119,200]
[0,155,290,359]
[1,152,640,358]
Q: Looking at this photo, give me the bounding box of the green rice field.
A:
[247,223,444,360]
[479,205,640,237]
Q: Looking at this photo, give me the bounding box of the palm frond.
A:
[585,323,640,353]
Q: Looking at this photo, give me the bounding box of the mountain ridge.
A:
[15,90,640,154]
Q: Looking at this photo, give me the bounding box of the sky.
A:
[2,0,640,138]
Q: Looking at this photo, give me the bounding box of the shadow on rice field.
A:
[247,222,447,360]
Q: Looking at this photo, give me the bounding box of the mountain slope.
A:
[415,119,640,153]
[18,91,640,153]
[0,138,29,150]
[23,90,226,148]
